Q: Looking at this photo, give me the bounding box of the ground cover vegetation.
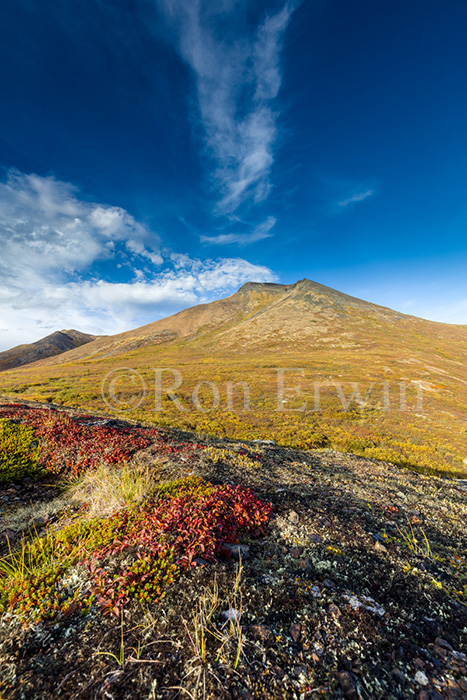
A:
[1,281,466,479]
[0,401,466,699]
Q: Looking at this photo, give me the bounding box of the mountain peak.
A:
[0,329,99,372]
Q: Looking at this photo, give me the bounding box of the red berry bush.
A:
[0,477,272,622]
[0,404,201,476]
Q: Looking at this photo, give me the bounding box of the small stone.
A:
[248,624,275,646]
[289,546,303,559]
[251,439,276,447]
[221,608,241,622]
[289,623,301,643]
[392,669,406,682]
[428,690,444,700]
[414,670,429,686]
[434,645,447,660]
[418,692,428,700]
[414,658,425,669]
[0,529,17,544]
[337,670,357,697]
[374,541,388,554]
[30,516,47,529]
[328,603,342,618]
[296,557,314,571]
[288,510,300,524]
[320,518,331,528]
[435,637,453,650]
[223,544,250,560]
[458,678,467,693]
[323,578,335,588]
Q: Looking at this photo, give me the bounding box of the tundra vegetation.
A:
[0,402,466,699]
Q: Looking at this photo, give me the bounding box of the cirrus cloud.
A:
[157,0,296,215]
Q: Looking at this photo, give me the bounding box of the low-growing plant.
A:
[0,418,42,482]
[396,522,433,558]
[66,461,157,518]
[0,476,271,624]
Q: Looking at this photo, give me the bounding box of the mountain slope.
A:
[0,330,99,372]
[1,279,466,477]
[23,278,464,364]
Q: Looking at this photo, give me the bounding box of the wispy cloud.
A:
[158,0,296,215]
[200,215,276,246]
[338,189,374,208]
[0,169,276,350]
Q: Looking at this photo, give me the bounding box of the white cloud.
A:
[0,169,276,350]
[200,215,276,246]
[338,189,374,208]
[0,169,162,285]
[158,1,295,214]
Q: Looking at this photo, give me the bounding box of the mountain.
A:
[16,278,448,364]
[0,329,99,372]
[1,279,466,477]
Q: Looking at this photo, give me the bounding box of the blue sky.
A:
[1,0,466,349]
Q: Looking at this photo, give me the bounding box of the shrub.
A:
[0,419,42,483]
[0,476,272,623]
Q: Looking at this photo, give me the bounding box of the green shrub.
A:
[0,419,42,483]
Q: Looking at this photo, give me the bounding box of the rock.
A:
[413,657,425,669]
[223,544,250,560]
[337,670,357,697]
[289,623,301,643]
[251,439,276,447]
[428,690,444,700]
[192,558,209,567]
[392,669,406,682]
[328,603,342,618]
[296,557,314,571]
[288,510,300,524]
[323,578,336,588]
[320,518,331,528]
[435,637,453,650]
[30,515,48,529]
[458,678,467,693]
[414,670,429,686]
[248,624,275,646]
[221,608,242,622]
[374,541,388,554]
[289,546,303,559]
[0,529,17,544]
[369,531,385,543]
[434,644,447,660]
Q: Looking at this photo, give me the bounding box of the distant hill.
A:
[0,330,99,372]
[1,279,466,477]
